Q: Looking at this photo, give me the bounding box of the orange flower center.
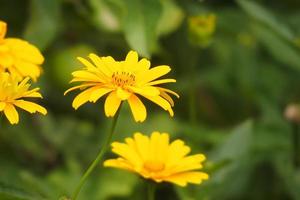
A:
[144,160,165,172]
[112,71,135,87]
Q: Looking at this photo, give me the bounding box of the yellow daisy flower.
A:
[65,51,178,122]
[0,72,47,124]
[0,21,44,81]
[104,132,209,187]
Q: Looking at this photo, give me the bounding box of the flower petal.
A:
[136,65,171,84]
[128,94,147,122]
[4,103,19,124]
[104,91,122,117]
[14,100,47,115]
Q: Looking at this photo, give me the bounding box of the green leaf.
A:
[0,182,41,200]
[213,120,253,161]
[236,0,295,41]
[89,0,124,32]
[122,0,162,57]
[24,0,61,50]
[252,23,300,71]
[157,0,184,36]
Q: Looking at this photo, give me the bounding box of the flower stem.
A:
[71,104,122,200]
[147,181,156,200]
[292,123,300,168]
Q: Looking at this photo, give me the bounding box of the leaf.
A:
[252,23,300,71]
[89,0,124,32]
[122,0,162,57]
[156,0,184,36]
[24,0,61,50]
[236,0,295,42]
[0,182,41,200]
[212,120,253,161]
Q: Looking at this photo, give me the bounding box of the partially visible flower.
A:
[0,72,47,124]
[284,104,300,124]
[104,132,209,187]
[188,14,217,48]
[65,51,178,122]
[0,21,44,81]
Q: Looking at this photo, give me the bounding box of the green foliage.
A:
[1,0,300,199]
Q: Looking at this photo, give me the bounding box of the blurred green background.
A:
[1,0,300,199]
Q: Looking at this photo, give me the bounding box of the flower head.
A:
[104,132,209,186]
[0,20,44,81]
[0,72,47,124]
[65,51,178,122]
[188,14,217,47]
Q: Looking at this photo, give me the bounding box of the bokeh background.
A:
[1,0,300,199]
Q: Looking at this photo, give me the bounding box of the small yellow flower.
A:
[104,132,209,186]
[188,14,217,47]
[0,72,47,124]
[65,51,178,122]
[0,21,44,81]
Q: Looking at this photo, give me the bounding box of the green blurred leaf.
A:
[236,0,295,42]
[122,0,162,57]
[24,0,61,50]
[0,182,41,200]
[157,0,184,36]
[89,0,124,32]
[252,23,300,71]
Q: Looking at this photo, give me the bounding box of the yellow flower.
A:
[104,132,209,187]
[188,14,217,47]
[65,51,178,122]
[0,72,47,124]
[0,21,44,81]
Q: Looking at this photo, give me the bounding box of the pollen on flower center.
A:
[111,71,135,87]
[144,160,165,172]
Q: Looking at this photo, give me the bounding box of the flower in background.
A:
[65,51,178,122]
[0,72,47,124]
[188,14,217,48]
[104,132,209,186]
[0,21,44,81]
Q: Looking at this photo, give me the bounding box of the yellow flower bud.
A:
[188,14,217,48]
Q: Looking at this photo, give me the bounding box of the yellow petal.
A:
[72,87,95,109]
[4,103,19,124]
[0,21,7,40]
[72,70,105,83]
[14,60,41,80]
[136,65,171,84]
[14,100,47,115]
[0,102,6,111]
[146,79,176,86]
[116,87,132,100]
[142,95,174,116]
[104,91,122,117]
[5,38,44,64]
[104,158,134,172]
[111,142,143,167]
[164,172,209,187]
[64,83,97,95]
[133,132,150,161]
[128,94,147,122]
[128,86,159,96]
[89,87,113,102]
[88,53,113,77]
[77,57,96,70]
[125,51,138,65]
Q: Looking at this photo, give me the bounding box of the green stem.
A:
[292,123,300,168]
[147,181,156,200]
[71,104,122,200]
